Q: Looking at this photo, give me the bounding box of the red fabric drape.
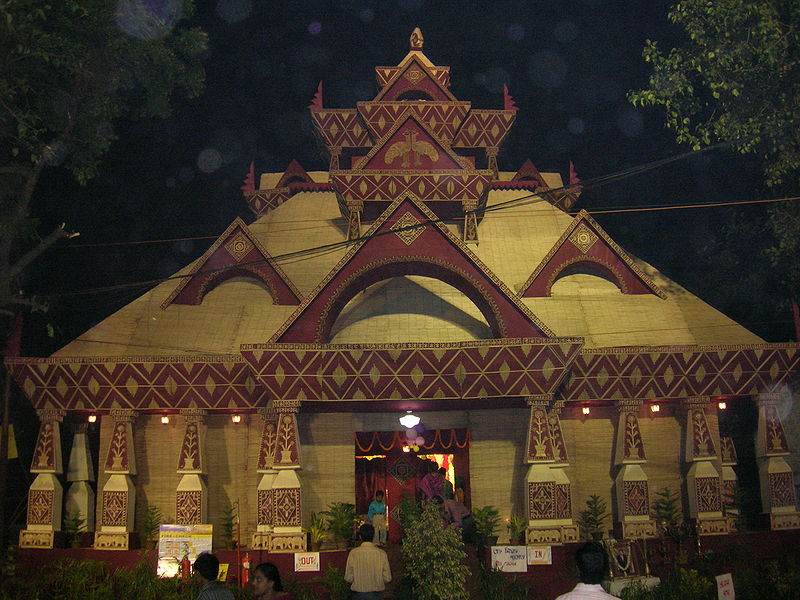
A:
[355,458,387,516]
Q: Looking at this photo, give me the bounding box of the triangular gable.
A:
[357,114,469,171]
[276,160,313,188]
[519,210,665,298]
[161,217,301,308]
[270,196,555,343]
[373,55,457,102]
[512,159,548,188]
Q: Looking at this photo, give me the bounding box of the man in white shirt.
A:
[344,523,391,600]
[555,542,620,600]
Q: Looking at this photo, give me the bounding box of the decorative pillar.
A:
[525,396,576,544]
[719,436,739,532]
[681,397,728,535]
[253,401,305,552]
[94,409,137,549]
[462,199,479,244]
[65,422,96,536]
[329,146,341,171]
[486,146,499,179]
[19,409,66,548]
[755,393,800,530]
[346,199,363,240]
[176,409,208,525]
[252,407,279,549]
[613,400,656,539]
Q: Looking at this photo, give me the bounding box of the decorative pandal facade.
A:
[7,30,800,551]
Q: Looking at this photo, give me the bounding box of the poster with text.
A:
[491,546,528,572]
[295,552,321,572]
[157,524,213,577]
[527,545,553,565]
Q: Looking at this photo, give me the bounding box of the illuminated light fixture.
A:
[581,406,591,415]
[231,414,242,424]
[161,415,170,424]
[402,445,411,453]
[88,414,97,423]
[718,401,727,410]
[399,411,420,428]
[650,404,661,414]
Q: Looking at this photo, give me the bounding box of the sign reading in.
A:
[527,545,553,565]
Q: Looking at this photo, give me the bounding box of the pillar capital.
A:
[525,394,553,408]
[108,408,136,423]
[179,408,207,423]
[36,408,66,423]
[272,399,301,414]
[614,399,642,414]
[681,396,710,411]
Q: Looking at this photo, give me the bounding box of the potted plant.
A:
[63,511,86,548]
[473,505,501,547]
[507,513,527,545]
[219,503,238,550]
[139,504,162,550]
[578,494,610,540]
[322,502,357,549]
[304,511,330,551]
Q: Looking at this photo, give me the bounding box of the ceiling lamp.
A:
[399,411,420,428]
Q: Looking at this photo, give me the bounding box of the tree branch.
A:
[8,223,79,280]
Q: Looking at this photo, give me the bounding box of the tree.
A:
[0,0,207,327]
[629,0,800,305]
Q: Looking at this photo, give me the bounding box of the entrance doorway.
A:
[354,429,470,543]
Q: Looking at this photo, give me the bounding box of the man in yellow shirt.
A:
[344,523,391,600]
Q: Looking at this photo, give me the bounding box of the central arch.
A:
[318,257,508,343]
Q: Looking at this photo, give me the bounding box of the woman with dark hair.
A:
[251,562,293,600]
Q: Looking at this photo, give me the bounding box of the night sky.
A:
[22,0,791,356]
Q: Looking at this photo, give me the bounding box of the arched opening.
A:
[198,271,277,304]
[330,276,492,343]
[320,260,504,343]
[396,89,435,101]
[549,258,626,295]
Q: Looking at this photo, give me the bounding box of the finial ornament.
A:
[410,27,424,50]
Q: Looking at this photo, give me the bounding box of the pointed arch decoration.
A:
[161,217,301,308]
[355,429,470,454]
[519,210,665,298]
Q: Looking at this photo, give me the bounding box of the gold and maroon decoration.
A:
[176,409,208,526]
[720,436,739,532]
[682,397,727,535]
[613,400,656,539]
[525,397,577,544]
[95,409,137,550]
[755,393,800,530]
[253,407,279,549]
[19,409,66,548]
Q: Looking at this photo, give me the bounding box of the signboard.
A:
[217,564,229,581]
[156,524,214,577]
[491,546,528,572]
[527,545,552,565]
[294,552,321,572]
[716,573,735,600]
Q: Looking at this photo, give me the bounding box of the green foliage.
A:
[629,0,800,299]
[397,493,422,532]
[139,504,162,542]
[218,503,237,549]
[321,501,357,543]
[0,0,207,183]
[478,563,530,600]
[651,488,687,540]
[473,505,501,543]
[737,556,800,600]
[402,502,470,600]
[63,510,87,547]
[577,495,610,540]
[620,569,713,600]
[321,564,350,600]
[303,511,330,544]
[507,513,527,542]
[0,556,202,600]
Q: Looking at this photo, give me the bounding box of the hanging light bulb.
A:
[399,410,420,428]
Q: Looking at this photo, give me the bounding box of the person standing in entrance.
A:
[554,542,620,600]
[367,490,388,546]
[344,523,391,600]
